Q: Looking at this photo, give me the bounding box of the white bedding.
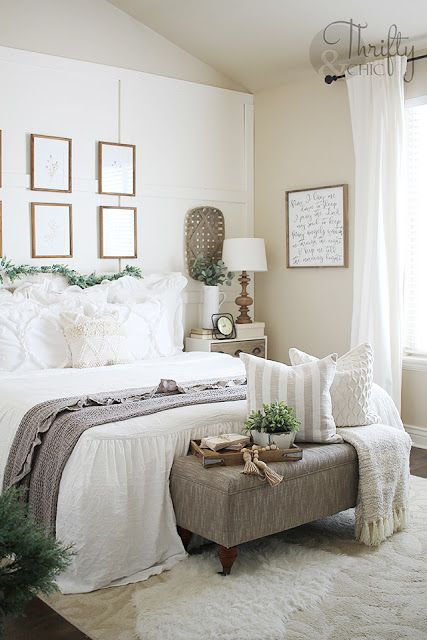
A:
[0,352,403,594]
[0,352,247,593]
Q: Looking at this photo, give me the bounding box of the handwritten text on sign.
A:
[287,185,346,267]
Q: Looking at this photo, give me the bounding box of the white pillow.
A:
[63,315,134,368]
[289,343,380,427]
[240,352,341,444]
[106,273,187,354]
[0,273,187,370]
[102,299,175,359]
[0,300,71,371]
[0,286,113,372]
[13,280,108,306]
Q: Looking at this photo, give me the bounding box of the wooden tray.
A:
[190,440,303,469]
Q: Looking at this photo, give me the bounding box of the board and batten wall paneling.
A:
[0,46,254,331]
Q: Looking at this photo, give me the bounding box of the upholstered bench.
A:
[170,443,358,574]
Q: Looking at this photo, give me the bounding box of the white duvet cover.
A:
[0,352,247,593]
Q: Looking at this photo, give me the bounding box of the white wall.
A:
[0,0,242,91]
[0,46,254,332]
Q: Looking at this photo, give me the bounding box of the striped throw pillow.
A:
[240,353,341,444]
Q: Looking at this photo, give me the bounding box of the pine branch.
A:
[0,488,72,625]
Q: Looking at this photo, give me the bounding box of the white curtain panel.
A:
[345,56,407,410]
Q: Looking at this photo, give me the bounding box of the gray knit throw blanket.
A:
[3,378,247,533]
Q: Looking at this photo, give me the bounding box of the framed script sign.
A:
[286,184,348,268]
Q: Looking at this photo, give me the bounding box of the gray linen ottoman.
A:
[170,442,358,574]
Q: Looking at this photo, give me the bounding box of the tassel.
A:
[241,451,263,477]
[253,459,283,486]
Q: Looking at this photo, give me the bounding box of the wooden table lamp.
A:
[222,238,267,324]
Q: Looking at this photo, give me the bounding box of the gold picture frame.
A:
[31,134,72,193]
[286,183,349,268]
[31,202,73,258]
[99,206,137,259]
[98,141,136,196]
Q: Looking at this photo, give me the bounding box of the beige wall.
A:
[0,0,241,91]
[254,65,427,437]
[254,69,354,362]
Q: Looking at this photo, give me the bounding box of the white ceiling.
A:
[107,0,427,91]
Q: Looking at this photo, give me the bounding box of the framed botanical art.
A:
[0,202,2,257]
[286,184,348,268]
[98,141,136,196]
[31,134,72,193]
[0,130,2,189]
[31,203,73,258]
[99,206,137,259]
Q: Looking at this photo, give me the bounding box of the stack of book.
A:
[189,328,213,340]
[235,322,265,339]
[190,322,265,340]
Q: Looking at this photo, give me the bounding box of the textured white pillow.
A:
[289,343,380,427]
[240,352,341,443]
[106,273,187,353]
[64,316,134,368]
[0,300,71,371]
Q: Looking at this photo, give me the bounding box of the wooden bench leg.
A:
[218,545,238,575]
[177,526,193,550]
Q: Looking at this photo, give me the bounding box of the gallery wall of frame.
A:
[0,45,254,330]
[1,132,138,261]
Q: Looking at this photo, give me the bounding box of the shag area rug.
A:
[45,476,427,640]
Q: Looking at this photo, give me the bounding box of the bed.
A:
[0,272,403,594]
[0,352,247,593]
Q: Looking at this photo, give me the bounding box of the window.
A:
[405,98,427,357]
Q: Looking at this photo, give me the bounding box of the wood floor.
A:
[4,447,427,640]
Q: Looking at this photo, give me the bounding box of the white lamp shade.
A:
[222,238,267,272]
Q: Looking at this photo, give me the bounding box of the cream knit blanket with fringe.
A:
[340,424,412,546]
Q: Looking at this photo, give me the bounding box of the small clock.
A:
[211,313,236,340]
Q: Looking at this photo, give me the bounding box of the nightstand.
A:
[185,335,267,359]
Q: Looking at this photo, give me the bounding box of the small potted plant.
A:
[191,256,234,328]
[244,401,300,448]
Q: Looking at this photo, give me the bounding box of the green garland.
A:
[0,257,142,289]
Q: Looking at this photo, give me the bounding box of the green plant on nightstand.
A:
[244,401,300,448]
[191,256,233,287]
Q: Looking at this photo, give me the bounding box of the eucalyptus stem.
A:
[0,258,142,289]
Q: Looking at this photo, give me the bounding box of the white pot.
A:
[250,430,296,449]
[201,285,225,329]
[250,430,270,447]
[271,431,296,449]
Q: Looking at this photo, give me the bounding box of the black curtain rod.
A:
[324,53,427,84]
